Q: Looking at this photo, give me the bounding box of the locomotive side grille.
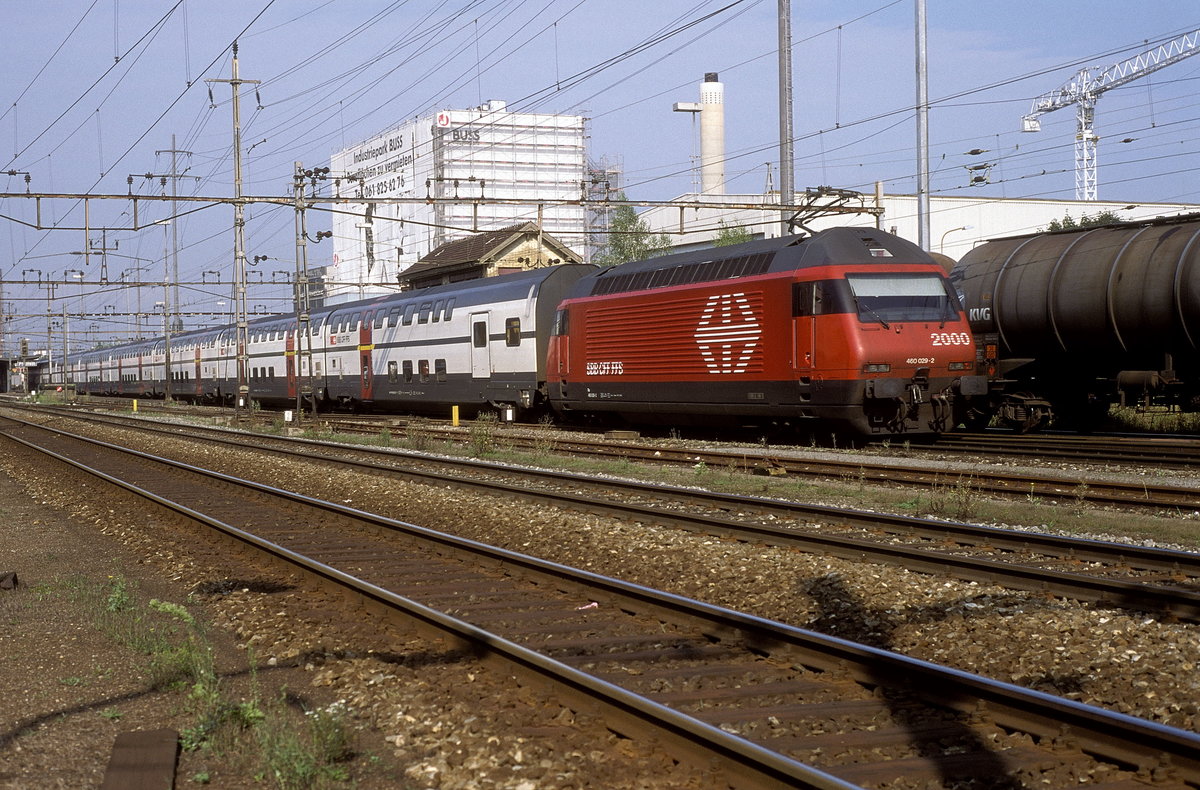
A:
[590,252,774,296]
[583,291,766,376]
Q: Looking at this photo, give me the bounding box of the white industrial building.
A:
[639,190,1200,261]
[325,100,587,303]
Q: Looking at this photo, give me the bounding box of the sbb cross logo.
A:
[694,293,761,374]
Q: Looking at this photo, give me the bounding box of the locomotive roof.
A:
[575,226,933,298]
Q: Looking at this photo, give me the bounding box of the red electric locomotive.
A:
[547,227,986,437]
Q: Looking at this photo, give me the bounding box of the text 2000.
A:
[930,332,970,346]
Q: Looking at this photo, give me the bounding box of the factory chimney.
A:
[673,72,726,195]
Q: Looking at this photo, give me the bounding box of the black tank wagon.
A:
[950,213,1200,430]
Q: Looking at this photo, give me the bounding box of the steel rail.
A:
[926,431,1200,468]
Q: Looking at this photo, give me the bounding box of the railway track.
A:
[2,413,1198,789]
[309,417,1200,512]
[925,431,1200,470]
[34,395,1200,479]
[10,406,1200,622]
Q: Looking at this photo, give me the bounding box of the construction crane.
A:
[1021,29,1200,201]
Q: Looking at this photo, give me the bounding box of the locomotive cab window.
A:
[845,273,958,324]
[505,318,521,347]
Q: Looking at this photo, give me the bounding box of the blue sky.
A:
[2,1,1199,342]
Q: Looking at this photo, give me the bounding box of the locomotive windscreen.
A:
[845,273,958,323]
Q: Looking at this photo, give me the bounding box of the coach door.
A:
[285,330,297,400]
[359,311,374,401]
[470,312,491,378]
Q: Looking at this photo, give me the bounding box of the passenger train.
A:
[59,227,986,437]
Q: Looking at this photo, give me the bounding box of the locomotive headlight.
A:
[862,363,891,373]
[948,361,973,371]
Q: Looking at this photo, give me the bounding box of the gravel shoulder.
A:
[0,436,709,789]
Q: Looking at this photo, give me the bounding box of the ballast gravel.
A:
[2,412,1198,788]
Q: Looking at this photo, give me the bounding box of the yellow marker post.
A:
[452,405,459,427]
[132,399,138,413]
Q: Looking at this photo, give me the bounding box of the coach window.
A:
[374,311,385,329]
[435,358,446,382]
[402,304,417,325]
[505,317,521,347]
[472,320,487,348]
[443,298,455,321]
[403,360,413,382]
[387,360,398,383]
[349,312,361,330]
[418,359,430,382]
[432,299,445,322]
[417,302,432,324]
[387,306,401,327]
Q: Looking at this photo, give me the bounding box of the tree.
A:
[712,221,754,247]
[593,192,673,266]
[1045,210,1123,232]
